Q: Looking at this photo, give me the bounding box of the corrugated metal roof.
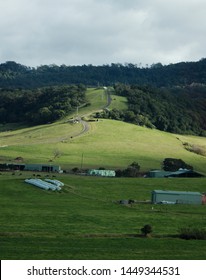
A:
[152,190,201,195]
[167,170,191,175]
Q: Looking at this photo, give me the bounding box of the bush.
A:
[179,227,206,240]
[115,162,140,177]
[72,167,80,173]
[141,224,152,237]
[163,158,193,171]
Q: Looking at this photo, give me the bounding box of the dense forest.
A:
[0,60,206,135]
[1,59,206,88]
[0,85,86,124]
[96,84,206,136]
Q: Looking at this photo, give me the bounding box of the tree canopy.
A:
[1,59,206,88]
[0,85,86,124]
[0,60,206,135]
[96,83,206,136]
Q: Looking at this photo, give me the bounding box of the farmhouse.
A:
[87,169,116,177]
[151,190,203,205]
[147,169,204,178]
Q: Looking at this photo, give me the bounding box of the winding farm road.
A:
[104,88,112,109]
[77,118,90,137]
[0,88,112,147]
[71,87,112,139]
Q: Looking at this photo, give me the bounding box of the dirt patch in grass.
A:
[183,142,206,157]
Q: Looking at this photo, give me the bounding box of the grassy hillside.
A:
[0,173,206,260]
[0,87,206,260]
[0,119,205,173]
[1,88,205,174]
[108,92,128,110]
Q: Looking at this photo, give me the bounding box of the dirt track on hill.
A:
[71,87,112,139]
[18,88,111,145]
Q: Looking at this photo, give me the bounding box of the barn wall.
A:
[152,190,202,204]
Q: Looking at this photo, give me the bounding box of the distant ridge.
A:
[1,59,206,88]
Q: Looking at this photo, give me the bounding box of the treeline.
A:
[0,85,86,124]
[96,84,206,136]
[1,59,206,88]
[1,60,206,136]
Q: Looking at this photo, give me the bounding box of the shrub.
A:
[115,162,140,177]
[141,224,152,237]
[163,158,193,171]
[179,227,206,240]
[72,167,80,173]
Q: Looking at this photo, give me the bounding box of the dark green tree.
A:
[124,162,140,177]
[163,158,193,171]
[141,224,152,237]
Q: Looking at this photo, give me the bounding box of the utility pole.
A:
[80,153,84,170]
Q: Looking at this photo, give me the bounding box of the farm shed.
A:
[147,170,172,178]
[164,169,204,178]
[151,190,202,205]
[147,169,204,178]
[87,169,116,177]
[0,163,62,173]
[0,163,25,171]
[24,164,62,173]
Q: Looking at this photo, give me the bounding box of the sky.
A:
[0,0,206,67]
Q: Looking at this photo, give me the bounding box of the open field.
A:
[0,88,106,144]
[108,94,128,111]
[0,87,205,173]
[0,87,206,260]
[0,119,206,174]
[0,173,206,260]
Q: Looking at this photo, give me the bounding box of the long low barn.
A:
[147,169,204,178]
[0,163,62,173]
[152,190,203,205]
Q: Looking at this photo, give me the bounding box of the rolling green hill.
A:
[0,88,205,173]
[0,87,206,260]
[0,118,206,173]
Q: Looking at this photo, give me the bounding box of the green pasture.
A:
[0,119,205,173]
[0,173,206,259]
[108,94,128,110]
[0,87,205,173]
[78,87,108,116]
[0,86,206,260]
[0,122,82,146]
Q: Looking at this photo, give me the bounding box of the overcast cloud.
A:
[0,0,206,66]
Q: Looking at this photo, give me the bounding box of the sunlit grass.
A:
[0,174,206,259]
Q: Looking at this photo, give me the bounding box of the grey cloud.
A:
[0,0,206,66]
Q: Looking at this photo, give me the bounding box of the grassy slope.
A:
[0,173,206,260]
[0,119,205,173]
[60,120,206,172]
[0,87,206,260]
[0,87,205,173]
[108,94,128,110]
